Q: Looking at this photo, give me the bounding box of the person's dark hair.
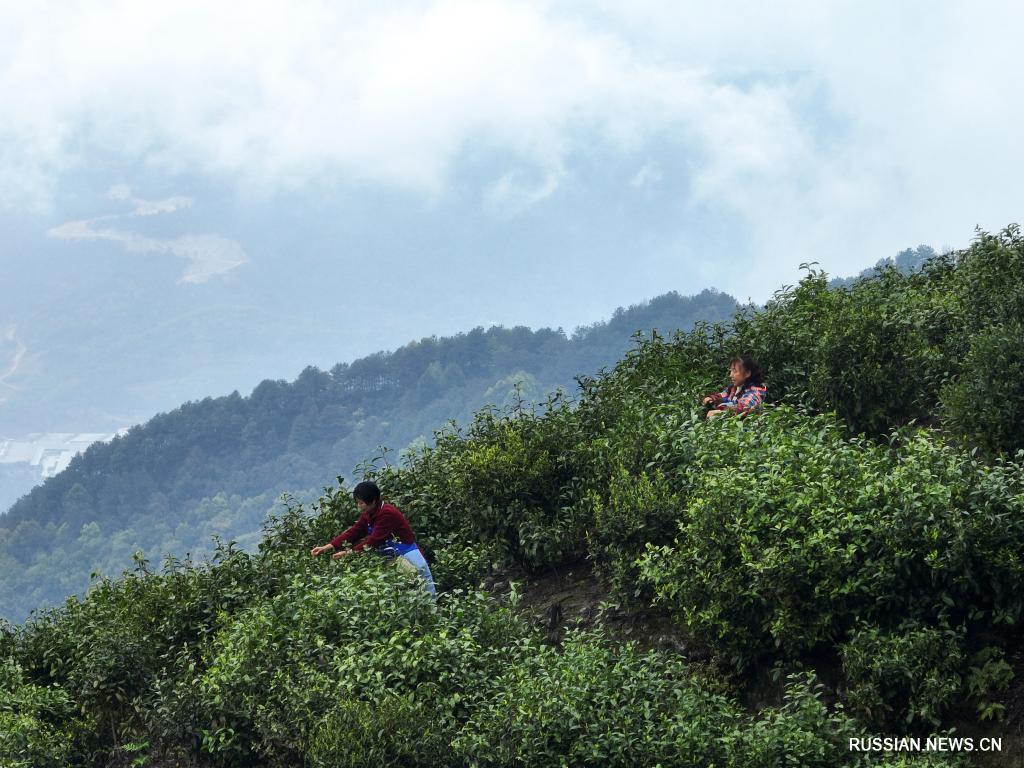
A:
[730,355,764,386]
[353,481,382,505]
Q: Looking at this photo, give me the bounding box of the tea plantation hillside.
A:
[0,289,737,622]
[3,225,1024,767]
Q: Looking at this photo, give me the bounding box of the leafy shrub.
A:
[727,226,1024,453]
[731,266,840,410]
[0,658,75,768]
[307,692,449,768]
[940,320,1024,456]
[454,630,739,767]
[586,464,683,599]
[723,672,965,768]
[638,407,1024,667]
[723,672,860,768]
[9,541,267,764]
[429,542,496,592]
[964,646,1014,723]
[839,624,964,731]
[370,399,590,570]
[198,557,526,766]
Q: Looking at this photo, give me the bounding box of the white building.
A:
[0,430,130,478]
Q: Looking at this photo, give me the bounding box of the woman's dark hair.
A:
[353,481,382,505]
[730,355,764,386]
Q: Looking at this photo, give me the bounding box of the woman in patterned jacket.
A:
[702,355,767,420]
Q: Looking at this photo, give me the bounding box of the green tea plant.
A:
[722,672,966,768]
[964,646,1015,723]
[453,629,739,768]
[839,623,965,731]
[940,320,1024,457]
[198,556,526,766]
[0,658,75,768]
[638,407,1024,668]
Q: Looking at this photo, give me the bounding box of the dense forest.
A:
[827,245,937,289]
[0,289,739,621]
[2,225,1021,766]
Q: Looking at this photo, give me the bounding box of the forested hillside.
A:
[2,225,1022,767]
[0,289,738,621]
[827,244,936,289]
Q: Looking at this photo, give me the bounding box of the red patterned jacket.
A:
[704,382,768,414]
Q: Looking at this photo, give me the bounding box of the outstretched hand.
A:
[310,545,331,557]
[331,549,351,560]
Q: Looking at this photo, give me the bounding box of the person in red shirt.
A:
[311,481,436,596]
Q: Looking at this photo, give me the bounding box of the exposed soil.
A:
[482,560,693,655]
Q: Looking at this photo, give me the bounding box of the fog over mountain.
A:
[2,0,1021,514]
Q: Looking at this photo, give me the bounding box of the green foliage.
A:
[965,646,1014,722]
[638,407,1024,667]
[840,624,965,731]
[198,556,525,766]
[308,692,450,768]
[723,672,860,768]
[0,658,75,768]
[729,226,1024,452]
[940,320,1024,457]
[454,630,739,767]
[429,542,496,592]
[4,475,975,768]
[371,398,590,570]
[586,464,683,599]
[723,672,965,768]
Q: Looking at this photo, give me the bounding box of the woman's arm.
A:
[309,512,371,557]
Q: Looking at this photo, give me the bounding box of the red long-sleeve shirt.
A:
[330,501,416,552]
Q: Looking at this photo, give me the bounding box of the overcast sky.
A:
[2,1,1023,406]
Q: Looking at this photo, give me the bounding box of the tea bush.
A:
[722,672,966,768]
[429,541,496,592]
[964,646,1015,723]
[454,629,740,767]
[726,225,1024,453]
[940,320,1024,457]
[0,658,75,768]
[586,464,684,599]
[365,398,591,570]
[638,407,1024,667]
[198,556,527,766]
[308,691,450,768]
[840,624,965,731]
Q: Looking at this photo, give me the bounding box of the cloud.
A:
[484,164,565,216]
[47,219,248,283]
[0,1,802,201]
[0,326,27,395]
[107,184,192,215]
[561,1,1024,298]
[3,1,1023,299]
[630,163,663,189]
[47,188,246,283]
